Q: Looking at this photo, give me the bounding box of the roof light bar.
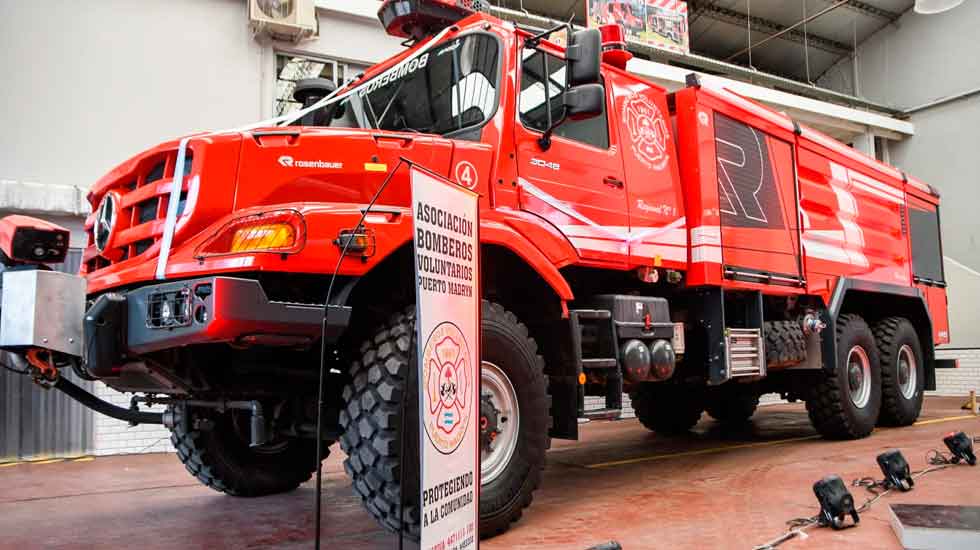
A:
[378,0,485,40]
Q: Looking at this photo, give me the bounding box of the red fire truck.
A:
[0,0,951,540]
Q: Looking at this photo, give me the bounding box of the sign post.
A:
[411,164,480,550]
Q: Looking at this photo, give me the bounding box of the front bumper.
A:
[15,275,350,378]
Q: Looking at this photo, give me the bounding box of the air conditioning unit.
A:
[249,0,318,42]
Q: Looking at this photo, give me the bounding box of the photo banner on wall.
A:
[412,164,481,550]
[587,0,689,54]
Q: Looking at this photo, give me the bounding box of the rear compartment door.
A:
[712,112,802,286]
[514,47,629,266]
[907,194,950,344]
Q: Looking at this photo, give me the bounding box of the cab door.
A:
[514,46,629,266]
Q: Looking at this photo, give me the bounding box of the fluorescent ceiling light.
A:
[914,0,965,14]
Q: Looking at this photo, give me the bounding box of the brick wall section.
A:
[931,348,980,397]
[92,383,174,455]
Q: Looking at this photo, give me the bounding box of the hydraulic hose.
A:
[53,375,163,425]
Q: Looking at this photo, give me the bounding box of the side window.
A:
[519,50,609,149]
[909,204,945,283]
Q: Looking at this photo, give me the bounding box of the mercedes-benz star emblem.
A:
[94,193,117,253]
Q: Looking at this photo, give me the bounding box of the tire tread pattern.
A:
[168,404,318,497]
[764,320,807,368]
[804,314,880,440]
[873,316,924,426]
[339,302,550,539]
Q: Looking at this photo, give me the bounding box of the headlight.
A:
[196,209,305,257]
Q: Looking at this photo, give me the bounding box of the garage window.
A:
[275,54,367,116]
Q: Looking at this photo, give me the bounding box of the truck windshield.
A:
[326,34,499,135]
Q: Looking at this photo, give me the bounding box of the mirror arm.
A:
[526,23,570,49]
[537,110,567,151]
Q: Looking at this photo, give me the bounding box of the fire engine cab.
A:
[0,0,951,540]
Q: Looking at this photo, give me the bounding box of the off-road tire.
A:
[630,383,703,434]
[706,385,760,425]
[765,320,807,368]
[873,317,925,426]
[338,301,550,540]
[168,403,319,496]
[805,314,882,439]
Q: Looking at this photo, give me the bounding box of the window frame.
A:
[909,202,947,286]
[517,42,611,151]
[273,50,367,117]
[434,30,505,140]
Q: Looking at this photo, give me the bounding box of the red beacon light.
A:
[599,24,633,70]
[378,0,484,40]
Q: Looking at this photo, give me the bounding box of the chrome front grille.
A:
[84,149,193,273]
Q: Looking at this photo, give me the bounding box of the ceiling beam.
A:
[486,4,905,116]
[688,1,852,56]
[839,1,902,21]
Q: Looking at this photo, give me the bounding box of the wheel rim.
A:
[846,345,872,409]
[480,361,519,486]
[897,344,918,400]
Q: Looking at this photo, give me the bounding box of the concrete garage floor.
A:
[0,397,977,550]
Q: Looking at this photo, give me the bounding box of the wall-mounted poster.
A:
[587,0,689,54]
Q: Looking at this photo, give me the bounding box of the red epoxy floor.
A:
[0,397,977,550]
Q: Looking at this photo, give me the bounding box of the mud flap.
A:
[548,374,579,440]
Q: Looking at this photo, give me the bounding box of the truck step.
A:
[581,408,622,421]
[581,358,618,369]
[726,328,765,379]
[571,309,612,320]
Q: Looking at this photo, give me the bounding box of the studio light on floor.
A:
[943,431,977,465]
[813,475,860,530]
[877,450,914,491]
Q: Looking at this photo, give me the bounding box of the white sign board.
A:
[412,165,480,550]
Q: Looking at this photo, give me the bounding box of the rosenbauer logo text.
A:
[277,155,343,169]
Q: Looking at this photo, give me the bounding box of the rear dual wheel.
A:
[805,314,926,439]
[806,314,882,439]
[338,301,550,539]
[873,317,925,426]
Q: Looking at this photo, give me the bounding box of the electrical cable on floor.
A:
[313,159,407,550]
[752,442,970,550]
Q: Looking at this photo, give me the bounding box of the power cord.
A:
[754,442,972,550]
[313,159,407,550]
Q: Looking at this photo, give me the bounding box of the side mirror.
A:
[566,28,601,86]
[564,84,604,119]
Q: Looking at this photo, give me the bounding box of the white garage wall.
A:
[0,0,401,457]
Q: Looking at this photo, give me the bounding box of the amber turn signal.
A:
[197,209,305,257]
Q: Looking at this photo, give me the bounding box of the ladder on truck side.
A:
[569,309,623,421]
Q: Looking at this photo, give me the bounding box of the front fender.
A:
[479,216,575,303]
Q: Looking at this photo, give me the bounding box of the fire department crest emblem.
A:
[422,322,472,454]
[623,94,670,171]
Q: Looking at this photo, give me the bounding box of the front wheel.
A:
[338,301,550,539]
[168,403,320,497]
